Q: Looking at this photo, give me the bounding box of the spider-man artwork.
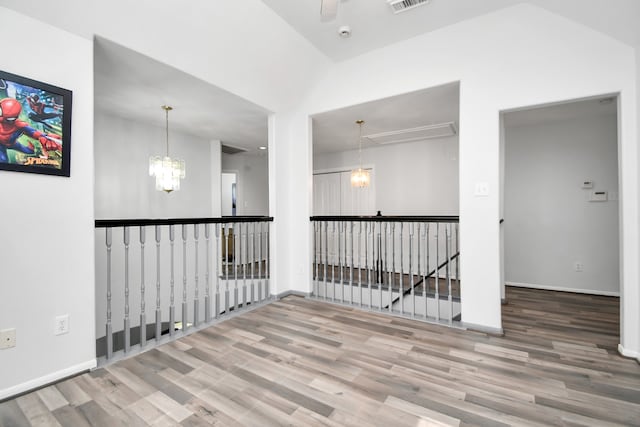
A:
[0,70,71,176]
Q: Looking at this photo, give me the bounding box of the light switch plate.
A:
[590,191,608,202]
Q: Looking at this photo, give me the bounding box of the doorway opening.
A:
[221,171,237,216]
[500,95,620,336]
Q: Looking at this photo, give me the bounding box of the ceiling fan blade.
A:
[320,0,339,19]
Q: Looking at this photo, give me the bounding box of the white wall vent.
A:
[221,144,248,155]
[387,0,430,14]
[364,122,456,145]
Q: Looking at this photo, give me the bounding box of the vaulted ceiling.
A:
[262,0,640,62]
[1,0,636,152]
[87,0,640,152]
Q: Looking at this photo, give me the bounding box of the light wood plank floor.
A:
[1,287,639,426]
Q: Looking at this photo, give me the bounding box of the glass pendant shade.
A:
[149,105,185,193]
[350,168,370,188]
[149,156,186,193]
[351,119,370,188]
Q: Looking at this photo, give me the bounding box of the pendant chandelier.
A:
[350,119,370,188]
[149,105,185,193]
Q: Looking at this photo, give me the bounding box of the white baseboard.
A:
[618,344,640,362]
[506,281,619,297]
[277,290,311,299]
[461,322,504,335]
[0,359,96,401]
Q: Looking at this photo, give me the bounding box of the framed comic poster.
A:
[0,69,72,176]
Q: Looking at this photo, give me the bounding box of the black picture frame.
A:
[0,69,72,177]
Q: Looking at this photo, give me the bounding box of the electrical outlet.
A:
[55,315,69,335]
[0,328,16,349]
[574,262,584,272]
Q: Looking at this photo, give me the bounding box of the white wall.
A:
[272,4,638,345]
[0,8,95,399]
[94,111,216,218]
[314,137,459,215]
[221,152,269,216]
[210,140,222,217]
[504,113,619,295]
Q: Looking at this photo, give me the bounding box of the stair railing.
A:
[311,216,461,326]
[95,216,272,363]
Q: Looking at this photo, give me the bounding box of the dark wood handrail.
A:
[95,216,273,228]
[310,215,459,223]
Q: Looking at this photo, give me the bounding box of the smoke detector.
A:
[387,0,431,14]
[338,25,351,38]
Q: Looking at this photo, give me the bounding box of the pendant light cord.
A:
[165,107,170,157]
[357,119,364,170]
[162,105,173,157]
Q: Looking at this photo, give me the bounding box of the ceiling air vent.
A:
[387,0,430,14]
[221,144,248,155]
[364,122,457,146]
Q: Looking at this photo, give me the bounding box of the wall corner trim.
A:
[0,359,97,402]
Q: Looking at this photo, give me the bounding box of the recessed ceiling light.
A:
[338,25,351,38]
[259,146,267,150]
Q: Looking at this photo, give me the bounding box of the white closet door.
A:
[313,173,341,216]
[340,169,375,216]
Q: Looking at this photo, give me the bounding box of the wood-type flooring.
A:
[1,287,639,426]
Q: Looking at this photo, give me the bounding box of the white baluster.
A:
[105,228,113,359]
[182,224,188,332]
[123,226,131,352]
[193,223,200,326]
[155,225,162,341]
[205,223,211,322]
[169,225,176,336]
[140,226,147,348]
